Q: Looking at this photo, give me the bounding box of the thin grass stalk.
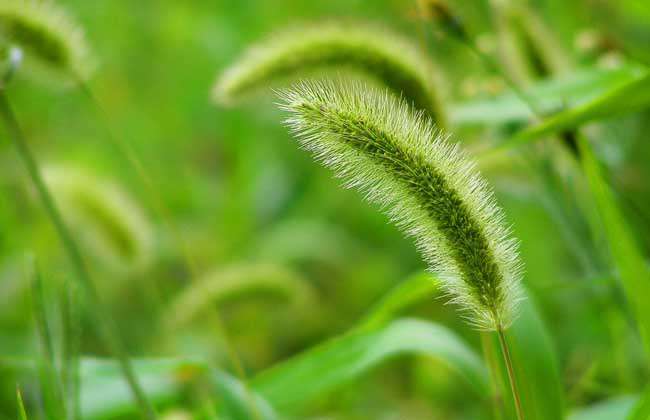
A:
[497,328,524,420]
[480,331,505,420]
[280,78,525,417]
[74,80,199,273]
[16,387,28,420]
[30,262,65,418]
[73,77,261,419]
[416,0,543,119]
[0,90,157,420]
[61,278,80,420]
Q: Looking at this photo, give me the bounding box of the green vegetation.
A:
[1,0,649,419]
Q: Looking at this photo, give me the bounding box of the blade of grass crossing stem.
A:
[366,273,564,419]
[502,72,650,150]
[579,136,650,360]
[31,263,65,419]
[17,387,28,420]
[0,90,156,419]
[251,318,489,412]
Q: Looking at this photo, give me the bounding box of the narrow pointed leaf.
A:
[451,64,646,126]
[358,273,564,419]
[504,71,650,149]
[579,138,650,358]
[569,395,638,420]
[252,318,489,412]
[358,271,437,330]
[80,358,204,419]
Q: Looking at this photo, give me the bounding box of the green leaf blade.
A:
[252,318,489,412]
[579,138,650,359]
[452,64,647,126]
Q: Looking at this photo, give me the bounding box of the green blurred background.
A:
[1,0,650,418]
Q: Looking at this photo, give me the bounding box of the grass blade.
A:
[80,358,203,420]
[61,279,81,420]
[252,318,489,412]
[16,387,28,420]
[357,271,437,330]
[579,136,650,358]
[503,71,650,149]
[627,386,650,420]
[358,272,564,419]
[210,370,278,420]
[451,64,646,126]
[569,395,638,420]
[30,263,65,419]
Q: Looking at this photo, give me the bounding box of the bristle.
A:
[278,79,523,330]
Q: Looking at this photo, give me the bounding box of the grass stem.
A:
[497,327,524,420]
[74,79,261,419]
[0,90,157,420]
[480,331,504,420]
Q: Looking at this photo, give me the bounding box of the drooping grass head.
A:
[279,80,523,330]
[214,22,447,126]
[43,165,154,273]
[0,0,92,85]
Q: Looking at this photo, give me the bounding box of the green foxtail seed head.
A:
[213,22,447,126]
[278,80,523,330]
[43,165,154,273]
[0,0,93,85]
[166,263,315,329]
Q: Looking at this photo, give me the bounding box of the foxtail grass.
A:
[166,263,314,329]
[278,79,525,418]
[279,80,522,330]
[214,22,447,125]
[0,0,93,86]
[43,165,155,273]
